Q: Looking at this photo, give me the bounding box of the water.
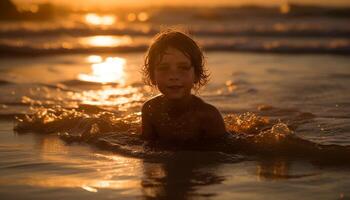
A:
[1,52,350,199]
[1,6,350,199]
[1,8,350,56]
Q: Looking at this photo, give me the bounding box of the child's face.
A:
[153,47,196,100]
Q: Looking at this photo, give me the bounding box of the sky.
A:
[13,0,350,7]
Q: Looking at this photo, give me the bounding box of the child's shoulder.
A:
[193,96,221,118]
[194,96,226,137]
[141,95,163,112]
[143,95,163,105]
[141,95,221,117]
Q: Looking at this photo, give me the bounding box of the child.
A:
[141,30,227,141]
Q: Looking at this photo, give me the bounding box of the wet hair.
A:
[142,29,209,90]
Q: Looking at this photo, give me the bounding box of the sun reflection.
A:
[79,57,126,84]
[85,13,116,25]
[82,185,98,192]
[80,35,132,47]
[86,55,103,63]
[79,86,144,108]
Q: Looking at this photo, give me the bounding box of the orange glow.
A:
[280,3,290,14]
[80,35,132,47]
[127,13,137,22]
[137,12,149,22]
[12,0,350,8]
[78,57,126,84]
[17,5,39,13]
[0,174,140,191]
[85,13,116,25]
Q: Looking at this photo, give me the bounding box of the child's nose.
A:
[169,73,180,81]
[168,68,181,80]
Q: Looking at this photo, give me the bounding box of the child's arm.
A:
[141,102,156,140]
[202,104,227,139]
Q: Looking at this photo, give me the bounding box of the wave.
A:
[1,41,350,56]
[13,106,350,165]
[59,79,120,87]
[0,44,148,56]
[0,80,14,85]
[1,25,349,39]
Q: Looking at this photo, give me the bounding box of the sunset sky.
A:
[12,0,350,7]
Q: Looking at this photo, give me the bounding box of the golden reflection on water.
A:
[85,13,116,25]
[37,136,69,156]
[86,55,103,63]
[79,57,126,84]
[256,160,319,181]
[0,170,141,193]
[75,55,146,108]
[80,35,132,47]
[0,151,142,192]
[256,160,289,181]
[79,86,144,108]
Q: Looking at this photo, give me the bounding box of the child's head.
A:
[143,29,209,97]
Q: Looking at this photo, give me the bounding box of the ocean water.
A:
[1,52,350,199]
[1,7,350,199]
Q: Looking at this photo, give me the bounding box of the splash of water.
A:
[14,106,292,149]
[15,105,141,138]
[224,112,270,135]
[14,105,350,164]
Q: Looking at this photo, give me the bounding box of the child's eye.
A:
[156,65,169,71]
[179,65,191,70]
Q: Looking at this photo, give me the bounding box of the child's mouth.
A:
[167,86,183,90]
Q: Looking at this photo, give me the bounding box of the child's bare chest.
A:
[152,110,203,140]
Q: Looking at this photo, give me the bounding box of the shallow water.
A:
[1,119,350,200]
[1,52,350,199]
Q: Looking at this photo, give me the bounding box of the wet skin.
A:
[141,47,226,141]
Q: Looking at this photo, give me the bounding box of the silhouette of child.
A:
[141,30,226,141]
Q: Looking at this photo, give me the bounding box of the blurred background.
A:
[1,0,350,58]
[1,1,350,199]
